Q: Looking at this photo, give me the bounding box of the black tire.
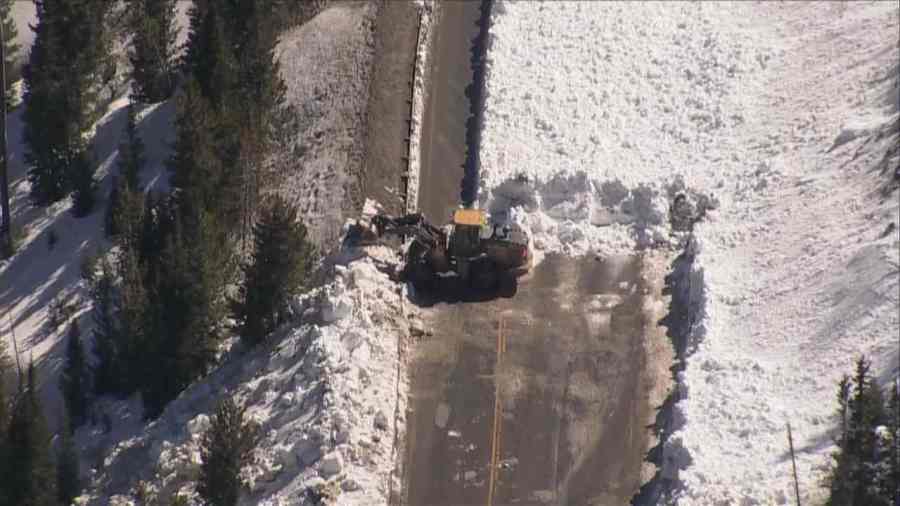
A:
[498,271,517,297]
[470,258,499,292]
[407,259,436,293]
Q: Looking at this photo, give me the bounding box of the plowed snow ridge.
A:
[479,1,899,503]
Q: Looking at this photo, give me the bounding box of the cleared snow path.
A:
[479,1,899,503]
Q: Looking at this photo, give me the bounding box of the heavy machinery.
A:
[348,208,531,291]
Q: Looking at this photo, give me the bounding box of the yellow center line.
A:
[487,315,505,506]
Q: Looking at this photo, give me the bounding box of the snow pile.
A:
[276,2,378,245]
[78,242,414,506]
[405,0,435,214]
[480,1,899,503]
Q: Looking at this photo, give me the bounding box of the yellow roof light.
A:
[453,208,486,226]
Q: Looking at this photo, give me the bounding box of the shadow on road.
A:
[404,271,519,307]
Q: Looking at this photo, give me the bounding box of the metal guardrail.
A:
[400,10,424,214]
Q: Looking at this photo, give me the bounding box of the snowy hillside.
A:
[479,1,898,503]
[75,241,415,505]
[41,3,417,504]
[275,1,377,245]
[0,1,423,504]
[0,0,192,435]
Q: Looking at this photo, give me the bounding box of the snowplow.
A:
[347,208,531,292]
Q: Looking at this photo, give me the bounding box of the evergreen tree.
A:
[234,196,313,345]
[69,150,97,217]
[106,176,145,243]
[116,246,150,394]
[23,0,113,206]
[143,210,230,416]
[182,0,236,110]
[198,397,260,506]
[0,330,9,427]
[90,259,122,396]
[167,78,223,223]
[60,321,88,427]
[5,362,57,506]
[827,357,893,506]
[180,0,288,240]
[105,176,122,238]
[23,0,68,204]
[0,337,10,505]
[56,416,80,506]
[272,0,327,32]
[119,102,146,190]
[1,0,20,108]
[127,0,178,103]
[881,379,900,504]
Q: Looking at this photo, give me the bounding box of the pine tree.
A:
[90,259,122,396]
[106,176,145,243]
[198,397,260,506]
[234,196,313,345]
[23,0,113,207]
[167,78,222,222]
[23,0,68,204]
[0,0,20,108]
[143,210,230,416]
[0,330,9,427]
[182,0,237,109]
[69,149,96,217]
[5,362,57,506]
[828,357,893,506]
[0,337,10,505]
[116,246,150,394]
[127,0,178,103]
[880,378,900,505]
[119,102,146,190]
[60,321,88,427]
[56,416,80,506]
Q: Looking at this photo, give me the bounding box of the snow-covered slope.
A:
[2,2,419,504]
[77,242,414,506]
[479,1,899,503]
[275,1,377,245]
[0,0,191,434]
[0,96,178,431]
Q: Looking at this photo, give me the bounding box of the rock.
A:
[187,414,210,436]
[297,441,322,467]
[374,410,389,431]
[318,451,343,478]
[322,296,352,323]
[341,478,360,492]
[409,318,428,338]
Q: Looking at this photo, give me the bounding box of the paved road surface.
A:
[417,0,483,225]
[401,1,654,504]
[404,256,650,505]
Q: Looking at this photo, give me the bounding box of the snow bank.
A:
[480,1,899,503]
[78,241,414,506]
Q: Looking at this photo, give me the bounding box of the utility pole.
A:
[0,17,11,256]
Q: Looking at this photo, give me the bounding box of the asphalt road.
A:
[417,0,483,225]
[401,1,654,504]
[403,255,650,506]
